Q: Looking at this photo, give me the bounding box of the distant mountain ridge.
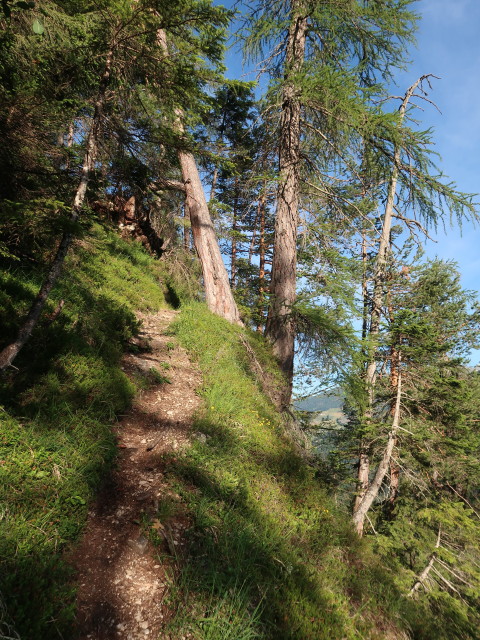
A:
[295,390,344,413]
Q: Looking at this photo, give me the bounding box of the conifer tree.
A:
[241,0,418,407]
[350,76,478,534]
[369,261,480,629]
[0,0,241,369]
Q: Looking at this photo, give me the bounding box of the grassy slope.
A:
[0,224,168,638]
[153,302,422,640]
[0,228,438,639]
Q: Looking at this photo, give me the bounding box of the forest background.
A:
[222,0,480,386]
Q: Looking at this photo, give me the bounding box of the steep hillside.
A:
[0,227,462,639]
[155,303,426,640]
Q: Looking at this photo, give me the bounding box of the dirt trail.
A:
[71,309,202,639]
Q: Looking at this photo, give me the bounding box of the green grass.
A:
[0,223,171,638]
[143,302,421,640]
[0,225,441,639]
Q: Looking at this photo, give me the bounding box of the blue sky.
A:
[222,0,479,273]
[396,0,480,297]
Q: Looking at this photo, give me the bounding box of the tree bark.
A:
[157,29,242,326]
[353,358,402,536]
[178,151,243,324]
[354,451,371,513]
[354,78,423,520]
[386,301,400,516]
[0,46,114,372]
[230,177,239,287]
[265,5,307,408]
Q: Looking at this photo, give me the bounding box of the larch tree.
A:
[350,77,478,535]
[241,0,418,408]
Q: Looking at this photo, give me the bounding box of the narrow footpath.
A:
[71,309,202,639]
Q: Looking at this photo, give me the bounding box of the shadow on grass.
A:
[159,420,409,640]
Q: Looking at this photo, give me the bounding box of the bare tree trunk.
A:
[0,47,114,372]
[365,77,423,399]
[386,294,400,516]
[265,7,307,408]
[354,451,371,513]
[157,29,242,326]
[354,78,423,523]
[409,527,441,596]
[353,358,402,536]
[178,151,242,324]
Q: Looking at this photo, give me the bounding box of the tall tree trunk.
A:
[257,189,267,333]
[365,77,423,399]
[157,29,242,326]
[355,230,371,511]
[353,357,402,536]
[354,78,423,521]
[265,6,307,408]
[0,46,115,372]
[386,283,400,516]
[354,451,371,514]
[178,151,243,324]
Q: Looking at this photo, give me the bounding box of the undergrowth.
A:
[149,302,423,640]
[0,223,170,638]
